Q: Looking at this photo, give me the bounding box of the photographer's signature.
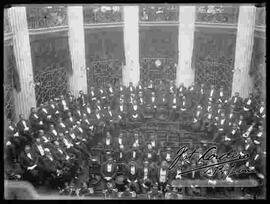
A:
[169,146,256,179]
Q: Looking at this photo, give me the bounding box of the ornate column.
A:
[123,6,140,86]
[8,7,36,121]
[232,5,256,98]
[176,6,196,87]
[67,6,87,97]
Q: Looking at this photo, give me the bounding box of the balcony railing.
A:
[83,5,122,24]
[26,6,68,29]
[4,9,11,34]
[139,5,179,22]
[255,7,265,26]
[196,5,239,24]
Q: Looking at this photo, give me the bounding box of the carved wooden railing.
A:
[26,6,68,29]
[196,5,239,24]
[83,5,123,24]
[139,5,179,22]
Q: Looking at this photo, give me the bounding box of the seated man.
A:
[18,145,42,186]
[77,90,87,107]
[139,160,156,194]
[229,92,243,112]
[7,120,27,156]
[29,107,44,133]
[16,114,32,144]
[178,83,187,97]
[88,86,98,106]
[156,92,169,121]
[242,93,256,124]
[129,100,143,123]
[155,161,173,193]
[125,160,141,194]
[100,157,118,189]
[178,94,192,127]
[213,111,228,142]
[201,106,215,134]
[191,105,204,131]
[254,101,265,125]
[38,148,64,187]
[169,93,180,121]
[143,91,157,119]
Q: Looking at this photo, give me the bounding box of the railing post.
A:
[123,6,140,86]
[67,6,87,97]
[232,5,256,98]
[7,7,37,122]
[176,6,196,87]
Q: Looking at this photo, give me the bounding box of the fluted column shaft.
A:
[232,5,256,98]
[123,6,140,86]
[176,6,196,87]
[8,7,36,121]
[67,6,87,97]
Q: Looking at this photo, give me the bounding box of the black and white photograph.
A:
[3,3,266,200]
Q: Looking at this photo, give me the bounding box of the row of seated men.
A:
[4,80,265,198]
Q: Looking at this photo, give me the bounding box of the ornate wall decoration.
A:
[34,67,69,106]
[4,45,16,121]
[140,58,177,85]
[86,59,123,90]
[196,5,239,24]
[193,31,236,95]
[83,5,122,24]
[139,5,179,21]
[26,6,68,29]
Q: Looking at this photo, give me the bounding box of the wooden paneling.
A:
[84,29,125,64]
[139,26,178,61]
[30,34,71,74]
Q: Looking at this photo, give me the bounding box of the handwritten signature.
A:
[169,146,256,179]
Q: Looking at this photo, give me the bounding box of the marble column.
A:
[67,6,87,97]
[8,7,36,121]
[232,5,256,98]
[176,6,196,87]
[123,6,140,86]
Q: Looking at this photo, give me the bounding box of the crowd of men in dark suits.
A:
[4,79,265,198]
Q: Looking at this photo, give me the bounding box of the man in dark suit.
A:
[169,92,180,121]
[16,114,32,144]
[139,160,156,194]
[100,157,118,189]
[18,145,42,186]
[7,119,27,156]
[191,105,204,131]
[29,107,44,133]
[125,160,141,194]
[156,92,169,121]
[129,100,143,123]
[178,83,187,96]
[38,148,64,187]
[229,92,243,112]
